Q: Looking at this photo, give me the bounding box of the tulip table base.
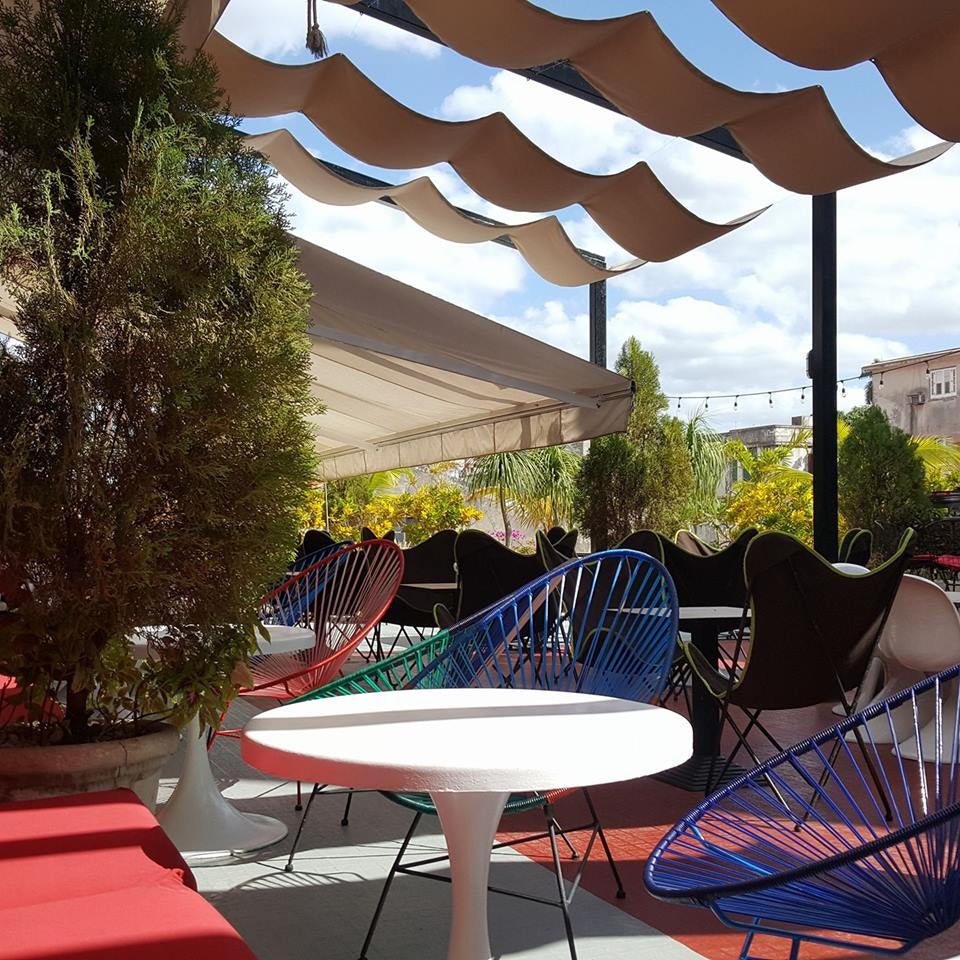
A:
[158,715,287,863]
[430,790,509,960]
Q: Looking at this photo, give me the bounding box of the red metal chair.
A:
[218,540,404,737]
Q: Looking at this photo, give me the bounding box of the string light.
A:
[879,371,885,386]
[665,374,867,412]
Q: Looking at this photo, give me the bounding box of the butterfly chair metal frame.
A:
[685,530,914,800]
[646,663,960,960]
[304,549,679,960]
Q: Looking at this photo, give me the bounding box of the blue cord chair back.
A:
[265,540,351,627]
[645,662,960,957]
[409,549,679,703]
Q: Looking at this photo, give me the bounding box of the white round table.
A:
[242,688,692,960]
[152,624,315,862]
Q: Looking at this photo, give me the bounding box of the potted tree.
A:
[0,0,317,802]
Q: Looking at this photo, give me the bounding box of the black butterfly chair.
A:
[296,528,335,561]
[837,527,872,567]
[375,529,457,656]
[545,526,579,557]
[683,528,915,796]
[674,529,719,556]
[433,529,550,628]
[361,526,396,542]
[626,529,757,709]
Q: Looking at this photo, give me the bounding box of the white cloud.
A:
[217,0,441,60]
[489,296,907,431]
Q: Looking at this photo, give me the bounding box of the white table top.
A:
[131,623,314,657]
[242,688,692,794]
[678,605,746,620]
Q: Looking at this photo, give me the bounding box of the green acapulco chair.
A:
[283,628,456,869]
[298,549,678,960]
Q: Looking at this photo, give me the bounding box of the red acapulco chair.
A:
[217,540,404,737]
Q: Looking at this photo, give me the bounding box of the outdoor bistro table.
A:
[656,606,749,792]
[133,624,316,862]
[242,687,692,960]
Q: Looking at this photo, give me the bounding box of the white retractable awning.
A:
[295,237,632,479]
[0,239,633,479]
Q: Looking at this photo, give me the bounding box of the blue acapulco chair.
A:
[331,548,680,960]
[645,663,960,960]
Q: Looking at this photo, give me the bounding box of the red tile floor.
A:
[501,701,960,960]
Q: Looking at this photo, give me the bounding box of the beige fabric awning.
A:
[294,236,632,479]
[0,241,632,479]
[246,130,644,287]
[320,0,951,194]
[207,33,765,265]
[709,0,960,142]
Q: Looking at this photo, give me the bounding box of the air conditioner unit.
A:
[907,391,927,405]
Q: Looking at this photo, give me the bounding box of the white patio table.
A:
[138,624,315,862]
[242,687,692,960]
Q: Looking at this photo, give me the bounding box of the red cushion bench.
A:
[0,788,257,959]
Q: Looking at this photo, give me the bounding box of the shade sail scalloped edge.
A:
[319,0,952,192]
[207,32,766,264]
[708,0,960,142]
[246,129,646,286]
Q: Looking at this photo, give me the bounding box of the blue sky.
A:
[220,0,959,431]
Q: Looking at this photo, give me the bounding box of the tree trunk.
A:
[499,488,511,548]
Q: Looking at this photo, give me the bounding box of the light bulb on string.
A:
[800,386,805,402]
[705,396,709,410]
[768,392,773,407]
[676,396,681,410]
[734,395,739,410]
[841,381,847,397]
[879,371,884,387]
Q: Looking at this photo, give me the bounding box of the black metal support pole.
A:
[812,193,839,561]
[589,279,607,367]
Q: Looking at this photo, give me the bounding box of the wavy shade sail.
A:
[246,130,645,286]
[709,0,960,142]
[207,33,765,267]
[0,240,633,480]
[323,0,952,193]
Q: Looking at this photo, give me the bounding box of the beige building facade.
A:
[862,349,960,442]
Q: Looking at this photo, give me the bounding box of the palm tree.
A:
[682,408,726,522]
[465,451,545,547]
[514,446,581,530]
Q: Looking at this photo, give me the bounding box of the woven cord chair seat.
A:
[646,664,960,957]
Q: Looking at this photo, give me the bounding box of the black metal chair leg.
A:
[341,788,354,826]
[547,816,579,960]
[359,812,422,960]
[295,779,302,812]
[285,783,326,873]
[545,807,579,859]
[581,789,625,899]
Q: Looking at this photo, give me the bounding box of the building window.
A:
[929,367,957,399]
